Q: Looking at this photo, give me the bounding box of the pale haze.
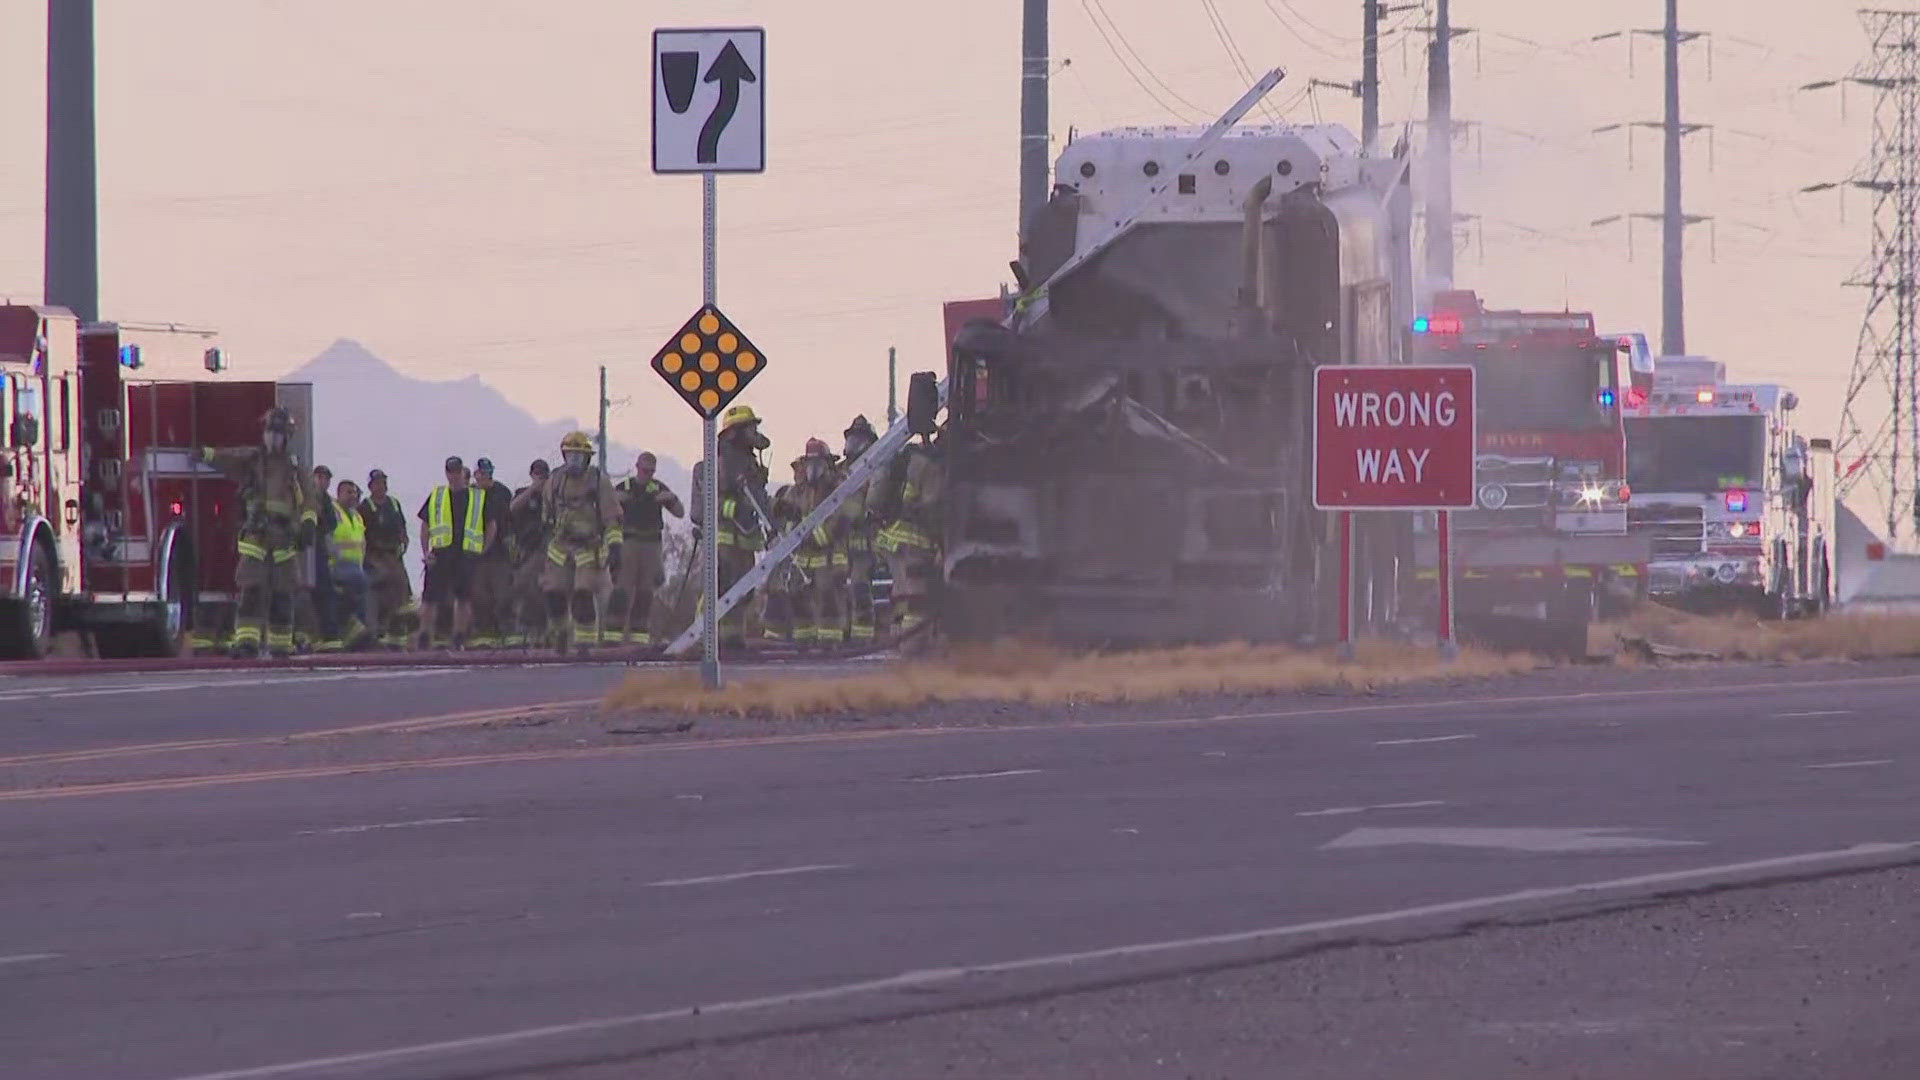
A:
[0,2,1870,479]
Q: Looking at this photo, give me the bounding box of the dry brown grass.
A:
[1595,604,1920,663]
[602,639,1540,719]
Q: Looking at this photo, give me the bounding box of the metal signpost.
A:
[651,27,766,690]
[1312,365,1477,658]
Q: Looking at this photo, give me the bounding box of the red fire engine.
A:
[1,304,311,659]
[1405,291,1651,655]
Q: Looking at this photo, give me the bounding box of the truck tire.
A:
[0,543,56,660]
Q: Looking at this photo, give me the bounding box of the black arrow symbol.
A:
[698,40,757,165]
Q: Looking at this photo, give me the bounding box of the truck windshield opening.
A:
[1465,347,1616,430]
[1627,415,1766,492]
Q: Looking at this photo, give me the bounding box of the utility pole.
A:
[597,365,610,468]
[1660,0,1685,357]
[45,0,98,323]
[1423,0,1457,293]
[1019,0,1049,238]
[1804,11,1920,542]
[887,346,899,425]
[1362,0,1381,148]
[1591,4,1710,358]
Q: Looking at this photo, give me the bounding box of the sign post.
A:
[1312,365,1476,658]
[652,27,766,690]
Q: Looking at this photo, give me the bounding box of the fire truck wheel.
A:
[0,543,55,660]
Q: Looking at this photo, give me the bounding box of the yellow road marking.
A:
[3,669,1915,804]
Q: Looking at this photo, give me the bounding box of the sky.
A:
[0,1,1881,502]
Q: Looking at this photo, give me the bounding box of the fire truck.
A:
[1405,291,1651,656]
[1623,356,1832,617]
[1,304,312,659]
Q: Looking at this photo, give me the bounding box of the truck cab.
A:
[943,121,1414,645]
[1624,357,1830,616]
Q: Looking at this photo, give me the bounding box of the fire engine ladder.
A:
[662,68,1288,659]
[663,395,941,657]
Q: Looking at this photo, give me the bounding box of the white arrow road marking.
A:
[1805,759,1893,770]
[1374,734,1478,747]
[1296,800,1448,818]
[646,864,850,889]
[1322,827,1705,854]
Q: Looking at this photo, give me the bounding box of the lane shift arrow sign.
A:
[699,41,757,165]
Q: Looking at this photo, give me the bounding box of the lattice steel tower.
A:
[1833,9,1920,542]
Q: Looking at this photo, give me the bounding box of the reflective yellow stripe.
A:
[237,540,267,559]
[272,548,297,564]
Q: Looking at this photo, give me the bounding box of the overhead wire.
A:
[1200,0,1281,121]
[1260,0,1361,61]
[1079,0,1208,122]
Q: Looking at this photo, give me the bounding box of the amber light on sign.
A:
[649,303,769,418]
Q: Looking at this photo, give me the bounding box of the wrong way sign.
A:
[1313,365,1476,510]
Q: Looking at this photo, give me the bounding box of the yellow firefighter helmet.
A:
[721,404,759,432]
[559,430,594,455]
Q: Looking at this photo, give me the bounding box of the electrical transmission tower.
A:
[1807,10,1920,543]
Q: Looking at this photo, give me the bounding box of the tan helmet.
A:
[559,430,594,455]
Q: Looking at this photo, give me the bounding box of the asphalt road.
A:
[3,663,1919,1078]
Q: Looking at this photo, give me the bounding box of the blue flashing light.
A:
[1725,489,1749,514]
[1412,316,1431,334]
[118,344,143,370]
[1597,388,1617,408]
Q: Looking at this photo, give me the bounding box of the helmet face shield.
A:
[562,450,592,471]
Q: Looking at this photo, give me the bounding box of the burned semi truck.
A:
[941,123,1415,645]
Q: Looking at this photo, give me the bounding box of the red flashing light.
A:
[1725,489,1749,513]
[169,500,184,517]
[1625,386,1648,408]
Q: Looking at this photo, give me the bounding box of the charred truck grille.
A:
[1458,455,1553,531]
[1628,506,1705,559]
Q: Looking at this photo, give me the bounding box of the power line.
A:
[1078,0,1207,121]
[1258,0,1360,62]
[1200,0,1281,121]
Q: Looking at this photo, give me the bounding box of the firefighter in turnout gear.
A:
[761,462,804,646]
[612,452,684,647]
[876,428,944,651]
[837,415,881,645]
[540,432,622,654]
[201,408,319,658]
[690,404,772,652]
[786,438,847,649]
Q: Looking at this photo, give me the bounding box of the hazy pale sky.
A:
[0,1,1875,480]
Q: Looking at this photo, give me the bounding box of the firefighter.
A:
[691,405,772,652]
[416,455,488,649]
[362,468,414,648]
[838,415,881,645]
[876,426,945,651]
[788,438,847,649]
[329,478,376,650]
[200,408,318,659]
[761,461,803,646]
[507,458,552,648]
[306,465,341,652]
[541,432,622,654]
[467,457,513,649]
[612,451,684,648]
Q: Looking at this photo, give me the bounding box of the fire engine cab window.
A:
[9,376,42,446]
[1467,349,1615,429]
[1627,415,1765,493]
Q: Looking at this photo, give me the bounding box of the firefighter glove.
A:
[607,543,623,577]
[298,520,317,548]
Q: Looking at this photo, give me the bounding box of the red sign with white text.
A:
[1313,365,1476,510]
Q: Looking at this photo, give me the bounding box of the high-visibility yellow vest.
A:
[426,486,486,553]
[332,502,367,566]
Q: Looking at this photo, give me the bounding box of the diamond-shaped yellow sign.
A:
[650,304,767,418]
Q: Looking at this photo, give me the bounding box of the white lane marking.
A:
[645,864,850,889]
[1775,710,1855,718]
[345,913,382,920]
[1805,759,1894,770]
[0,952,61,967]
[1374,734,1477,747]
[1323,826,1705,853]
[910,769,1045,784]
[299,817,478,837]
[158,842,1920,1080]
[0,669,454,704]
[1295,800,1447,818]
